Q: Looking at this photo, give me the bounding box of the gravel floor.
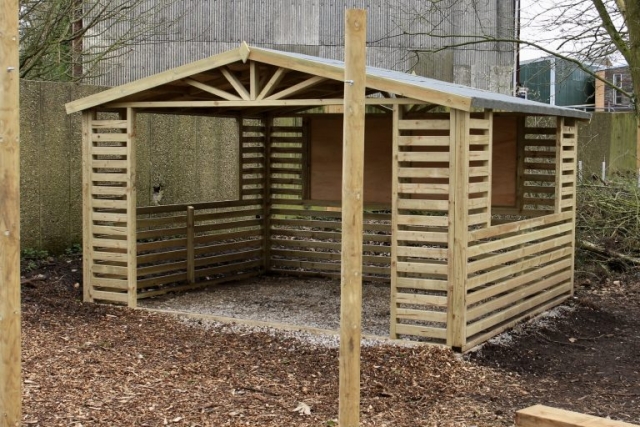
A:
[140,275,392,336]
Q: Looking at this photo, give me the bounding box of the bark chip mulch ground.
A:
[19,257,640,426]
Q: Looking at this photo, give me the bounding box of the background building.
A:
[86,0,517,93]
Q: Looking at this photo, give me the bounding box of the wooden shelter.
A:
[66,43,590,351]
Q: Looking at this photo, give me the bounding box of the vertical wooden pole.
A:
[0,0,22,424]
[186,206,195,284]
[516,116,526,214]
[339,8,366,427]
[126,108,137,308]
[82,110,95,303]
[263,115,272,273]
[447,109,470,351]
[389,105,400,339]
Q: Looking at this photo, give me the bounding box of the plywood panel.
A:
[492,115,518,207]
[309,115,392,204]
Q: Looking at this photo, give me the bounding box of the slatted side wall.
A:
[270,201,391,279]
[83,110,137,306]
[468,114,493,228]
[240,119,266,200]
[521,120,558,216]
[556,118,578,289]
[136,200,263,299]
[270,120,305,202]
[464,210,574,350]
[390,110,452,343]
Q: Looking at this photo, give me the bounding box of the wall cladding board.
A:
[19,80,238,253]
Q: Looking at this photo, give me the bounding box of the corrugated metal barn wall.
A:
[86,0,515,93]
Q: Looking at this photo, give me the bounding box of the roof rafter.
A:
[183,78,242,101]
[257,67,287,100]
[220,67,250,100]
[265,75,327,100]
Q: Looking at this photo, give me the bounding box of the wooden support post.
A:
[516,116,527,214]
[0,0,22,424]
[447,109,470,350]
[339,9,366,427]
[82,110,95,303]
[187,206,195,284]
[389,105,400,339]
[263,116,272,273]
[125,108,138,308]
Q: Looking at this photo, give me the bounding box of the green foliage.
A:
[20,247,49,272]
[65,243,82,256]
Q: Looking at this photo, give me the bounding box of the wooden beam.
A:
[516,405,640,427]
[257,67,287,100]
[82,111,95,303]
[125,108,137,308]
[66,47,244,113]
[183,78,242,101]
[266,75,326,100]
[447,109,470,350]
[339,9,366,427]
[220,66,250,100]
[106,98,427,109]
[0,0,22,424]
[249,61,258,100]
[389,105,400,339]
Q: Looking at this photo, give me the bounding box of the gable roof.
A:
[66,43,590,120]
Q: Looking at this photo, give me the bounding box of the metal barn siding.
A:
[88,0,516,92]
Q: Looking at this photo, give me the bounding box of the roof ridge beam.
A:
[265,75,326,101]
[183,78,242,101]
[220,67,250,100]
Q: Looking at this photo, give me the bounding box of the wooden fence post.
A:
[0,0,22,424]
[339,8,367,427]
[187,206,195,284]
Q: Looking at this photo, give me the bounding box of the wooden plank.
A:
[394,324,447,340]
[339,11,367,426]
[83,112,95,303]
[219,67,250,100]
[397,152,450,163]
[397,135,450,146]
[91,277,129,290]
[395,308,447,323]
[397,214,448,227]
[467,247,573,293]
[137,198,261,215]
[266,75,326,100]
[92,264,129,276]
[91,290,129,303]
[91,146,127,156]
[398,119,450,130]
[186,206,195,284]
[466,280,571,336]
[467,260,572,313]
[390,105,400,339]
[91,120,127,129]
[468,222,573,258]
[447,109,469,349]
[469,211,571,241]
[397,199,449,211]
[396,277,448,292]
[91,133,128,142]
[396,293,448,307]
[183,77,241,101]
[257,67,287,100]
[396,245,447,259]
[516,405,640,427]
[396,230,448,244]
[0,1,21,421]
[396,261,448,275]
[468,234,573,274]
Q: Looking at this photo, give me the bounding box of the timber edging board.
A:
[516,405,640,427]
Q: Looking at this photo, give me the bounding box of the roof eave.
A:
[470,98,591,120]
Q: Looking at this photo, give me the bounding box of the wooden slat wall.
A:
[521,121,557,216]
[390,111,452,343]
[269,119,305,202]
[464,209,574,350]
[270,201,391,280]
[240,119,266,200]
[83,112,137,306]
[136,199,263,298]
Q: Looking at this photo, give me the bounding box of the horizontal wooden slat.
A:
[395,308,447,323]
[91,290,129,303]
[397,215,448,227]
[396,293,447,307]
[396,230,448,244]
[396,246,447,259]
[469,212,571,241]
[91,133,128,142]
[397,199,449,211]
[90,276,129,289]
[396,261,447,275]
[398,167,449,179]
[91,120,127,129]
[397,183,449,194]
[394,324,447,340]
[468,247,573,292]
[466,280,572,336]
[92,225,127,237]
[396,277,448,291]
[397,152,450,163]
[468,234,573,274]
[468,222,572,257]
[398,119,449,130]
[398,135,450,146]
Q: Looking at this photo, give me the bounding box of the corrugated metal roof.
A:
[253,47,591,119]
[67,43,591,120]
